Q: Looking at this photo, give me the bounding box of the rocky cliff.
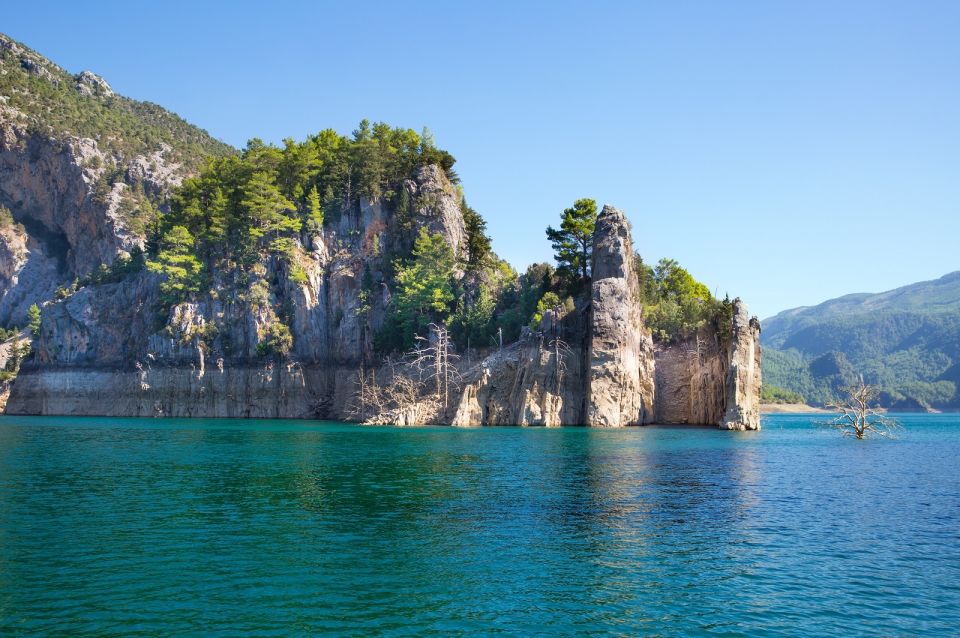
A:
[7,191,762,429]
[586,206,656,426]
[0,32,230,325]
[447,207,761,429]
[1,33,761,428]
[5,164,469,418]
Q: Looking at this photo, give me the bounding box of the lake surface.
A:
[0,414,957,636]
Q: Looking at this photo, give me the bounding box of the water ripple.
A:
[0,414,957,636]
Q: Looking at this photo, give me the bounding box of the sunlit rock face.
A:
[585,205,655,427]
[4,159,473,419]
[720,301,762,430]
[652,300,762,430]
[449,208,761,430]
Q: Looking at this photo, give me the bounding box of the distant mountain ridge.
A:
[762,272,960,410]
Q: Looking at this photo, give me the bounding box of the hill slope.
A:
[762,272,960,409]
[0,32,233,325]
[0,33,232,169]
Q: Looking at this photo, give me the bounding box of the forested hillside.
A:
[0,33,232,169]
[762,272,960,409]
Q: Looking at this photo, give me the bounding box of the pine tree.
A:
[27,303,42,335]
[546,198,597,286]
[240,170,299,245]
[461,198,491,268]
[390,228,456,346]
[305,185,324,233]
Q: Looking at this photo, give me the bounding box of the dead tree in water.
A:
[826,378,902,439]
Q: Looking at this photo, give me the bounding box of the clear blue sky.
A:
[5,1,959,319]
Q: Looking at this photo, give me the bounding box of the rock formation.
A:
[721,302,762,430]
[5,165,473,419]
[586,205,655,426]
[0,32,762,428]
[447,208,762,430]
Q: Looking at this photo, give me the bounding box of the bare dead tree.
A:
[349,327,465,425]
[549,337,572,395]
[826,378,903,439]
[348,361,432,424]
[409,323,461,406]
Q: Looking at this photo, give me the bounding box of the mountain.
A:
[762,272,960,409]
[0,32,232,325]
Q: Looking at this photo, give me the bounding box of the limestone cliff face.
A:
[0,32,228,326]
[7,190,762,427]
[721,302,762,430]
[451,316,587,427]
[5,164,470,415]
[653,331,727,425]
[652,300,761,430]
[586,205,655,426]
[447,211,761,429]
[0,117,184,325]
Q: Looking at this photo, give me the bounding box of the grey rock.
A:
[74,71,113,97]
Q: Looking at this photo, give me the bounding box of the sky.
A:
[4,0,959,319]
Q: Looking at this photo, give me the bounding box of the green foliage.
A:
[637,256,728,342]
[146,226,204,305]
[379,228,456,352]
[241,170,299,248]
[546,198,597,288]
[156,122,457,263]
[75,247,145,289]
[495,263,555,342]
[305,185,324,233]
[26,304,41,335]
[0,205,21,231]
[2,338,32,381]
[0,35,232,171]
[461,198,491,269]
[450,284,496,350]
[257,322,293,357]
[761,384,805,404]
[530,292,562,328]
[145,123,458,316]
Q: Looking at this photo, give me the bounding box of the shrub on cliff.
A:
[26,304,41,336]
[257,322,294,357]
[146,226,205,305]
[493,263,555,343]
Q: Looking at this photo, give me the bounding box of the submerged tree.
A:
[826,378,902,439]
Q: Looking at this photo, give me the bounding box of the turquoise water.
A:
[0,415,958,636]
